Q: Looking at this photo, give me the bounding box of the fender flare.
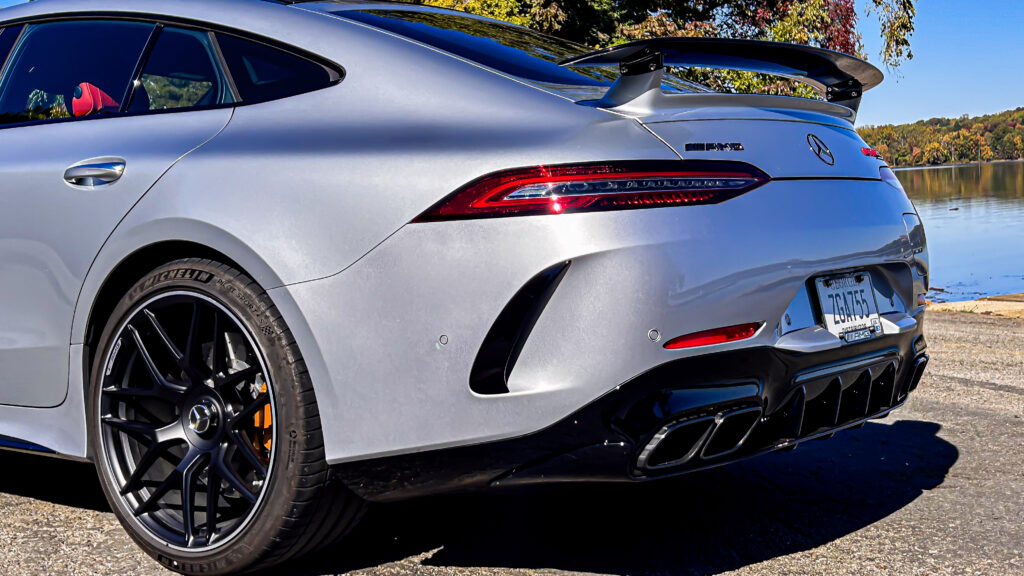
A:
[69,218,338,459]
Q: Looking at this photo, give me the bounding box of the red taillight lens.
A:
[414,161,769,222]
[663,322,763,350]
[861,147,884,160]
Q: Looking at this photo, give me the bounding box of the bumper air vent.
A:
[469,261,570,395]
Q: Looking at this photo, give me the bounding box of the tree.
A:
[997,132,1023,159]
[415,0,917,68]
[860,107,1024,167]
[418,0,531,26]
[921,142,948,166]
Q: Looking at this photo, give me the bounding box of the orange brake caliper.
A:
[252,383,272,462]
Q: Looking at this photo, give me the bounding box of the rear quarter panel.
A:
[139,17,678,285]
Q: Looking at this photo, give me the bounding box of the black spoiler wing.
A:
[559,38,883,111]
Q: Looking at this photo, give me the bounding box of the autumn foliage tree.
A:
[859,108,1024,167]
[414,0,917,68]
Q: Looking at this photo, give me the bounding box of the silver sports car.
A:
[0,0,929,573]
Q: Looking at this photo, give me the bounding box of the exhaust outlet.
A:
[637,416,715,470]
[701,406,762,459]
[638,406,764,471]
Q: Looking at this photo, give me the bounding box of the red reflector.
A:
[663,322,763,350]
[414,161,769,222]
[861,147,884,160]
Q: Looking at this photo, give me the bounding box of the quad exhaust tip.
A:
[638,405,762,470]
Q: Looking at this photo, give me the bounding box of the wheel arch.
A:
[80,240,243,369]
[72,220,335,460]
[75,218,288,343]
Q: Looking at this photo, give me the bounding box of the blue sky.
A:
[856,0,1024,127]
[0,0,1017,126]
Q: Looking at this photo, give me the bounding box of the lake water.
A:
[898,161,1024,302]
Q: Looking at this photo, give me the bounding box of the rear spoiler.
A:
[559,38,883,113]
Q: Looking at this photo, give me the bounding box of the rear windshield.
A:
[330,9,703,98]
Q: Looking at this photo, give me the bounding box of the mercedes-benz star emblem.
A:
[807,134,835,166]
[188,402,215,434]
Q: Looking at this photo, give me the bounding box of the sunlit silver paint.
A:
[0,108,233,408]
[0,0,926,465]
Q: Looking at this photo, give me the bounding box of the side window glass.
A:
[0,25,25,72]
[215,33,335,104]
[0,20,153,126]
[129,27,235,113]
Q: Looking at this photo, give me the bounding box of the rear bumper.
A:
[273,178,926,466]
[335,320,927,501]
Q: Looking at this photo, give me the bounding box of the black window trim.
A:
[209,31,242,103]
[121,22,162,114]
[0,12,345,132]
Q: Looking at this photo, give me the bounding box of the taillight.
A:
[861,147,884,160]
[663,322,763,350]
[879,166,905,193]
[414,161,769,222]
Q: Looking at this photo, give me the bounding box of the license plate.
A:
[815,272,882,342]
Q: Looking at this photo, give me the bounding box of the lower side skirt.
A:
[0,435,56,455]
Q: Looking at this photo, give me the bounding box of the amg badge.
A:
[684,142,745,152]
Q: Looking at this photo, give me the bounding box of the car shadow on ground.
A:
[290,419,958,576]
[0,419,958,576]
[0,452,109,512]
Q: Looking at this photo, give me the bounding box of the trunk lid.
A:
[632,95,882,179]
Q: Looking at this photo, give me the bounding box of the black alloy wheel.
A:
[98,291,274,550]
[90,259,365,575]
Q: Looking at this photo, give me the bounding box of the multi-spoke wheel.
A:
[90,259,364,575]
[99,291,273,549]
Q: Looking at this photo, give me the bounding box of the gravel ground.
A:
[1,311,1021,576]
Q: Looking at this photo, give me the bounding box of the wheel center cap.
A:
[188,400,219,435]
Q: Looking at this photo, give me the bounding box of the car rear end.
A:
[284,4,929,499]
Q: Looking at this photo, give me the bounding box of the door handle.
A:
[63,159,125,186]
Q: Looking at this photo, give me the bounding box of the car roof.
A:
[269,0,516,24]
[0,0,492,26]
[266,0,415,6]
[0,0,270,21]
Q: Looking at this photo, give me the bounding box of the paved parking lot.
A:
[1,311,1021,576]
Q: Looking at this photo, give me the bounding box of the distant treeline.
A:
[858,108,1024,168]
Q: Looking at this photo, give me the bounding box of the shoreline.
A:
[927,293,1024,318]
[893,158,1024,171]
